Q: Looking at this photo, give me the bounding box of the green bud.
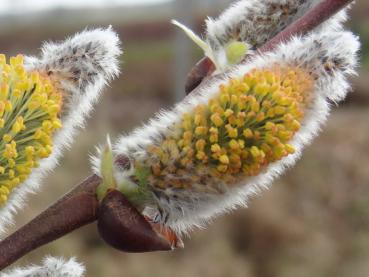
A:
[97,135,116,200]
[225,40,249,65]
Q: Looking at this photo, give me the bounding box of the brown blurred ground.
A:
[2,1,369,276]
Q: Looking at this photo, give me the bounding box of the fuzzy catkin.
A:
[0,55,63,205]
[205,0,348,69]
[206,0,348,48]
[94,28,359,235]
[0,27,122,235]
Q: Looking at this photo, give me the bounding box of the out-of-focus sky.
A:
[0,0,173,15]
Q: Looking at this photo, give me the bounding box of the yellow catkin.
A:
[145,66,313,191]
[0,54,62,204]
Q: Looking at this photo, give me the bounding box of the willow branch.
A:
[0,0,353,271]
[0,174,100,271]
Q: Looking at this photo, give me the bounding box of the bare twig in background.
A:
[0,0,354,271]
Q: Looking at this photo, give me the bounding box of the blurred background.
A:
[2,0,369,276]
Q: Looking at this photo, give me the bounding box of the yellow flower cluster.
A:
[144,66,313,191]
[0,54,62,204]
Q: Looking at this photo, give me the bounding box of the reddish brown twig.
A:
[0,0,354,271]
[185,0,353,94]
[0,174,100,271]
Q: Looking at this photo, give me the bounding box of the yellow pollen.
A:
[211,144,221,153]
[219,155,230,165]
[141,66,313,190]
[0,54,63,205]
[210,113,224,127]
[229,140,239,150]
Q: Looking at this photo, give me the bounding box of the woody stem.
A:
[0,174,100,271]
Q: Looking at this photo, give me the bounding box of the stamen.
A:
[142,66,313,190]
[0,54,63,204]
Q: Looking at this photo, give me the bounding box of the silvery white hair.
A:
[0,257,85,277]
